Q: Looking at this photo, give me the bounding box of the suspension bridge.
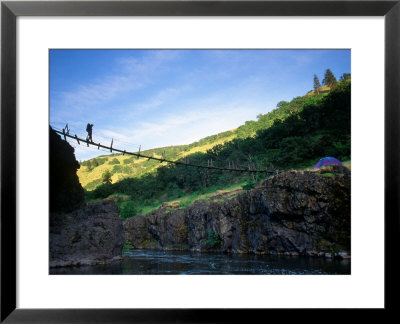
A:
[53,126,277,174]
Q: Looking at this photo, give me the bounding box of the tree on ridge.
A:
[313,74,322,94]
[322,69,337,88]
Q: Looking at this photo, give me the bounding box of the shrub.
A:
[243,180,255,190]
[204,229,222,248]
[109,158,120,165]
[123,157,134,164]
[120,201,137,220]
[86,160,93,171]
[122,240,134,251]
[92,183,113,198]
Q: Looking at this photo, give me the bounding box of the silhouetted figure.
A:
[86,123,93,142]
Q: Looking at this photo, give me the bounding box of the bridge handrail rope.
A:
[53,129,276,174]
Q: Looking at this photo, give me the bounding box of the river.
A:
[50,249,350,275]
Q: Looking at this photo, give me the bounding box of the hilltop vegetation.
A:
[80,78,351,218]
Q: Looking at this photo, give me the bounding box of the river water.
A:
[50,249,350,275]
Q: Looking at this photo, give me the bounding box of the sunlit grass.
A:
[121,180,247,218]
[178,134,235,157]
[306,85,331,96]
[78,133,236,191]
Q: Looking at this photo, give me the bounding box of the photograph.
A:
[49,49,351,275]
[2,0,397,320]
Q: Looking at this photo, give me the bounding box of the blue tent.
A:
[312,157,343,169]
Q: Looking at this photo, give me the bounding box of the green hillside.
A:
[78,131,237,191]
[81,79,351,218]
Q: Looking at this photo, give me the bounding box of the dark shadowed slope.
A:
[49,126,85,212]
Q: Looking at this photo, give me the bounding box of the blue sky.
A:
[49,49,350,161]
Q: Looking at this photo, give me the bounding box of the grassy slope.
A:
[78,133,236,190]
[305,85,331,96]
[78,89,332,191]
[79,81,351,218]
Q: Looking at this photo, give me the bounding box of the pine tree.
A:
[322,69,337,88]
[86,160,93,171]
[102,169,112,185]
[313,74,321,94]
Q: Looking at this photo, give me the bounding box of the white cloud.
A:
[129,87,184,112]
[60,75,142,108]
[124,103,261,148]
[53,50,181,113]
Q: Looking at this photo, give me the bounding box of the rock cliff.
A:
[49,126,84,212]
[49,127,123,267]
[124,166,350,257]
[50,200,124,267]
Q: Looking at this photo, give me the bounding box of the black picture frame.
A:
[1,0,399,322]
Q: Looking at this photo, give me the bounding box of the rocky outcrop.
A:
[50,200,124,267]
[49,126,84,212]
[124,208,188,250]
[124,166,350,257]
[49,127,123,267]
